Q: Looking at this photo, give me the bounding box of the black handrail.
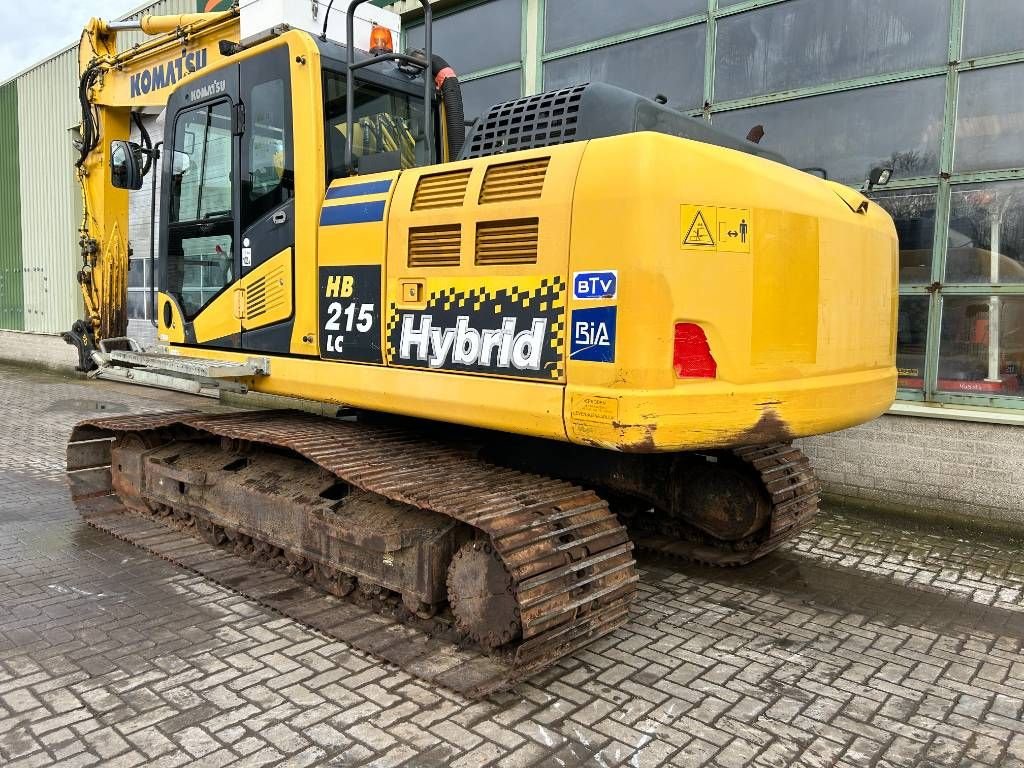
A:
[344,0,433,175]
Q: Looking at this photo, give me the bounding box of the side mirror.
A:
[865,166,893,192]
[110,140,144,190]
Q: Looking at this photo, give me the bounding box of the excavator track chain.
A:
[66,409,638,697]
[632,442,820,567]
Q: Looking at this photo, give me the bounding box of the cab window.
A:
[323,70,429,180]
[166,100,234,320]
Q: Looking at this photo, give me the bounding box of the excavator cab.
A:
[106,1,451,353]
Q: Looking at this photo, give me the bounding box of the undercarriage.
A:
[66,408,818,694]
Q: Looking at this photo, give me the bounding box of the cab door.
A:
[160,66,242,348]
[238,45,296,353]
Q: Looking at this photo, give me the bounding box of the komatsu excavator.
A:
[64,1,898,695]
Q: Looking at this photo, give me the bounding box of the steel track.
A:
[66,410,638,697]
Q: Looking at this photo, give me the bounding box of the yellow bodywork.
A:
[160,115,896,452]
[77,18,895,454]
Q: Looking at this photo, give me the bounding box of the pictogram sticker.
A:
[680,204,752,252]
[682,208,717,247]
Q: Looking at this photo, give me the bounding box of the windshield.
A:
[323,70,429,180]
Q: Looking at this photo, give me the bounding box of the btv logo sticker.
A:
[570,306,616,363]
[573,270,617,300]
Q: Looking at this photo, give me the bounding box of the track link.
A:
[632,442,820,566]
[66,410,638,697]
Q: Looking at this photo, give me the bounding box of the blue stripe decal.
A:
[325,180,393,199]
[319,200,386,226]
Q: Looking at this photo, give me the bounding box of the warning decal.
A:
[680,205,751,252]
[682,208,716,247]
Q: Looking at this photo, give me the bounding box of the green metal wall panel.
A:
[0,82,23,331]
[16,48,82,334]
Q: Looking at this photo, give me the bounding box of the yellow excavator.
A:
[64,1,898,695]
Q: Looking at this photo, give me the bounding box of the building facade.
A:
[0,0,1021,525]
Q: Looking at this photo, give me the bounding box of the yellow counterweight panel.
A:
[563,132,897,451]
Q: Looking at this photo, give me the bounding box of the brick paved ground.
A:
[2,362,1024,767]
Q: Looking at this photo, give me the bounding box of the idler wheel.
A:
[447,540,521,649]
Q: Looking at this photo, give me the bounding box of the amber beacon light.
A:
[369,24,394,55]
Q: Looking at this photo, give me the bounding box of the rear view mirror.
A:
[110,140,144,190]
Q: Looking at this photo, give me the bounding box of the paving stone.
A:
[3,362,1024,768]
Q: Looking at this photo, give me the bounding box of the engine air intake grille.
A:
[411,169,472,210]
[475,219,539,266]
[245,265,286,320]
[409,224,462,267]
[464,85,586,159]
[479,158,550,204]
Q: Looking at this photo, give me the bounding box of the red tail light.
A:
[673,323,717,378]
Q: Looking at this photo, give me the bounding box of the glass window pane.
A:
[166,228,233,320]
[247,78,289,206]
[954,63,1024,173]
[963,0,1024,58]
[715,0,948,102]
[405,0,521,75]
[545,0,705,53]
[126,292,149,321]
[127,259,151,289]
[544,25,706,111]
[939,295,1024,396]
[711,77,945,184]
[461,69,522,125]
[897,294,929,389]
[323,71,428,180]
[870,187,938,284]
[171,101,233,223]
[946,181,1024,284]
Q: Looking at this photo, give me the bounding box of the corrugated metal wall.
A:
[0,82,23,331]
[16,49,83,334]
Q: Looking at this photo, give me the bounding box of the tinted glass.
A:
[897,294,929,389]
[247,78,290,208]
[870,187,938,284]
[711,77,945,184]
[323,71,428,180]
[544,25,706,111]
[170,101,233,222]
[715,0,948,101]
[954,64,1024,173]
[939,295,1024,396]
[405,0,521,74]
[946,181,1024,284]
[963,0,1024,57]
[166,229,234,320]
[461,69,522,125]
[545,0,705,52]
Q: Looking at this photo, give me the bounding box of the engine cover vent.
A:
[479,158,550,204]
[245,265,286,320]
[475,219,539,266]
[463,85,585,160]
[409,224,462,267]
[411,169,472,210]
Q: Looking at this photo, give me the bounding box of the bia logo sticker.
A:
[573,270,617,300]
[570,306,616,363]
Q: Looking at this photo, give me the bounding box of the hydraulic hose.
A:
[412,51,465,160]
